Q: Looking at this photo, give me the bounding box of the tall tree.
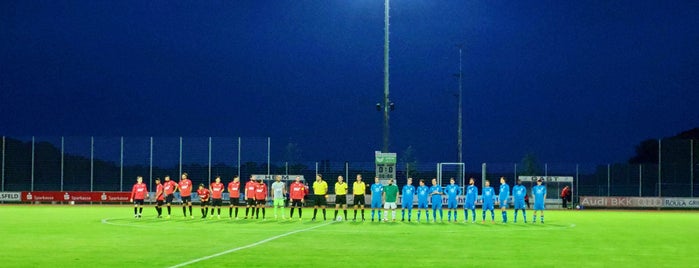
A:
[520,153,541,176]
[628,128,698,164]
[400,145,418,178]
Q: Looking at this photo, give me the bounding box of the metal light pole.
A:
[382,0,391,153]
[456,44,464,163]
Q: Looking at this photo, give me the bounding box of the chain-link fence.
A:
[1,136,697,201]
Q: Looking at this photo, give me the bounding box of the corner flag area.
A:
[1,205,697,267]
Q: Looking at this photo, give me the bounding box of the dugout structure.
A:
[251,174,306,198]
[437,163,466,189]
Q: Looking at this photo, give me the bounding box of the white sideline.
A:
[166,221,334,268]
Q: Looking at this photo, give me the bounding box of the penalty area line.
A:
[166,221,335,268]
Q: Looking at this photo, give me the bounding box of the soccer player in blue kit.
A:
[370,177,384,222]
[482,180,496,223]
[401,178,416,222]
[416,179,430,222]
[512,179,527,223]
[532,178,547,223]
[445,178,462,222]
[429,178,444,223]
[464,177,478,223]
[498,177,510,223]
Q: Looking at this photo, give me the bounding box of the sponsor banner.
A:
[0,192,22,202]
[662,198,699,208]
[21,191,131,202]
[518,176,574,183]
[580,196,664,208]
[251,175,306,181]
[375,151,397,165]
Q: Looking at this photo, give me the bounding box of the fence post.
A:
[90,136,94,192]
[481,163,486,187]
[315,162,319,178]
[406,162,410,180]
[237,137,241,179]
[1,136,4,192]
[208,137,212,184]
[150,137,154,191]
[31,136,35,191]
[345,161,350,182]
[267,137,271,176]
[658,139,662,197]
[119,136,123,192]
[575,164,579,205]
[639,164,642,197]
[179,137,183,177]
[60,137,64,191]
[691,139,694,198]
[607,164,610,196]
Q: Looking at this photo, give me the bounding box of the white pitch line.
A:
[167,221,334,268]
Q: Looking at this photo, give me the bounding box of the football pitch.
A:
[1,205,697,267]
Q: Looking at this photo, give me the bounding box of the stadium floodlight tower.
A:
[374,0,396,185]
[374,0,394,154]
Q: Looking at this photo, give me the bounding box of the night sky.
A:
[1,0,698,164]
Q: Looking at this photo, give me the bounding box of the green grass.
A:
[1,205,698,267]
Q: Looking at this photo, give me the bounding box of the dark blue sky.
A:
[1,0,698,164]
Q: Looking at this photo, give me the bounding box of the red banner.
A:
[21,191,132,202]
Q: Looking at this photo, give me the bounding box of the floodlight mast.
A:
[382,0,391,153]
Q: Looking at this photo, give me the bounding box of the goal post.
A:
[437,163,466,189]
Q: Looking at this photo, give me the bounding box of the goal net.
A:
[437,163,465,189]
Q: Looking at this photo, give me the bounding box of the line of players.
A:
[129,173,548,223]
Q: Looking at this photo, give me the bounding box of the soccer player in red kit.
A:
[129,176,149,219]
[178,173,194,218]
[210,176,224,219]
[255,178,268,219]
[154,178,164,218]
[289,176,306,220]
[244,176,257,219]
[163,175,177,218]
[197,184,210,219]
[228,175,241,219]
